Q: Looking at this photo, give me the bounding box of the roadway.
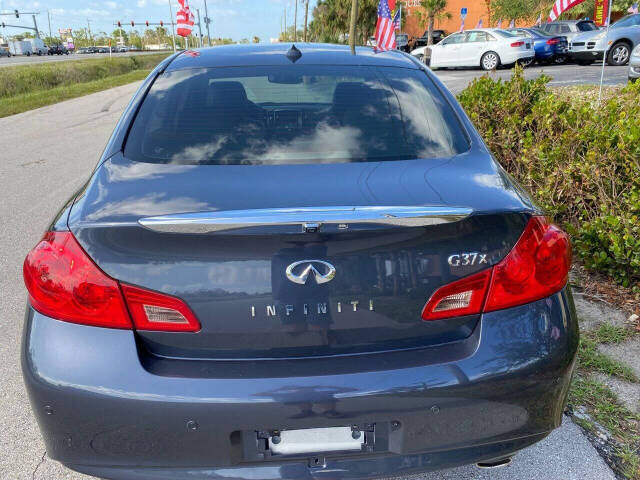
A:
[0,65,625,479]
[0,49,169,68]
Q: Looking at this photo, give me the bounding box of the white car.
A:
[411,29,534,70]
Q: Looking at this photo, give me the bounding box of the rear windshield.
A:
[124,65,469,165]
[494,30,517,38]
[577,21,598,31]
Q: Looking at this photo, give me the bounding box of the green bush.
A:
[458,67,640,290]
[0,54,170,98]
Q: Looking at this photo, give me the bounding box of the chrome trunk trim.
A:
[138,206,473,234]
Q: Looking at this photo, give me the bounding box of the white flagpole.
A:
[168,0,176,52]
[598,0,613,103]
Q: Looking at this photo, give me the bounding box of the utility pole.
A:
[203,0,211,46]
[47,10,52,40]
[294,0,297,41]
[303,0,309,42]
[196,8,203,47]
[87,18,92,45]
[32,14,40,37]
[167,0,176,52]
[284,7,287,41]
[348,0,358,54]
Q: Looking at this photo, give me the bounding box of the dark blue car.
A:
[21,44,577,480]
[506,28,569,64]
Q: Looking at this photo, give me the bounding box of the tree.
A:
[415,0,452,45]
[252,36,260,43]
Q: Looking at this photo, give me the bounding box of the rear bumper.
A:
[22,289,578,480]
[502,51,535,65]
[570,49,604,61]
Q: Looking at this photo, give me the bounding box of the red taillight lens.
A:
[121,284,200,332]
[422,217,570,321]
[485,216,570,312]
[547,38,561,45]
[23,231,200,332]
[23,232,132,328]
[421,269,491,321]
[511,41,525,47]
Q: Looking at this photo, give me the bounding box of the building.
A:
[401,0,494,38]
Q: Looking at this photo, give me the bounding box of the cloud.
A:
[106,1,118,9]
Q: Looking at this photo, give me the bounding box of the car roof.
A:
[545,19,593,25]
[165,43,420,71]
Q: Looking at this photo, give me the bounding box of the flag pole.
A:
[598,0,613,103]
[349,0,358,54]
[168,0,176,52]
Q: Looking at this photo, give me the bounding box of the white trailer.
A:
[8,40,33,56]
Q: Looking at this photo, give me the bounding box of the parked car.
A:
[47,43,69,55]
[116,45,129,52]
[21,43,576,480]
[396,33,410,52]
[539,19,599,43]
[412,29,448,48]
[76,46,97,54]
[0,44,10,57]
[412,29,534,70]
[570,14,640,66]
[630,43,640,81]
[505,27,568,64]
[95,46,110,53]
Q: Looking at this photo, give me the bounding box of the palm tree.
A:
[417,0,453,46]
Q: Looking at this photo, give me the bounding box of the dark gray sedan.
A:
[21,43,577,480]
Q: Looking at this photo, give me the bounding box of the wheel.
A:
[27,51,31,56]
[608,42,631,66]
[481,51,500,70]
[554,54,568,65]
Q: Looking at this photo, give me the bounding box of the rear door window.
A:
[124,65,469,165]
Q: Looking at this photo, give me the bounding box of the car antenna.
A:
[286,44,302,63]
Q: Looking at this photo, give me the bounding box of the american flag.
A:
[548,0,587,22]
[176,0,195,37]
[375,0,397,51]
[392,10,401,30]
[629,2,639,13]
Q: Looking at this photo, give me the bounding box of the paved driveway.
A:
[0,69,621,479]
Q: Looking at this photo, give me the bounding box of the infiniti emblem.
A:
[285,260,336,285]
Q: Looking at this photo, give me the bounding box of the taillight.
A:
[511,41,525,47]
[484,216,571,312]
[547,38,561,45]
[421,270,491,321]
[23,231,200,332]
[121,284,200,332]
[422,217,570,321]
[23,232,131,328]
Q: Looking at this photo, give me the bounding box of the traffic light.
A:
[14,9,19,18]
[145,21,149,27]
[159,20,163,27]
[117,21,121,27]
[1,22,5,28]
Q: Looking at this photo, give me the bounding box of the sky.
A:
[0,0,317,42]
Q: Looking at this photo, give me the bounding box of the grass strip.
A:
[569,376,640,479]
[0,54,169,98]
[0,70,150,118]
[577,335,638,382]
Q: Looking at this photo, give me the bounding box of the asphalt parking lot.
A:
[0,64,627,479]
